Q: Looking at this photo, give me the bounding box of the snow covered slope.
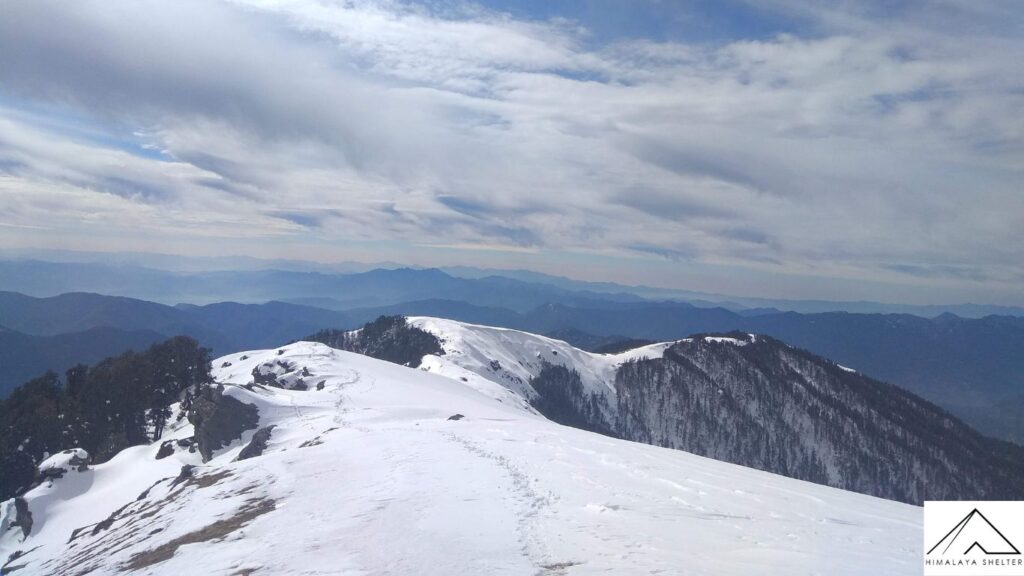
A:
[409,316,673,410]
[0,341,921,575]
[406,317,1024,505]
[409,316,751,402]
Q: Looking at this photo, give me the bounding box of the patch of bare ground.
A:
[121,497,276,571]
[541,561,583,574]
[54,468,242,576]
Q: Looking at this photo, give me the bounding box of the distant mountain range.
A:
[0,265,1022,443]
[0,260,645,311]
[3,258,1023,318]
[0,292,358,396]
[440,265,1024,318]
[0,326,168,392]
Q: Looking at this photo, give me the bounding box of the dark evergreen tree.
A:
[143,336,212,440]
[65,364,88,399]
[305,316,443,367]
[0,336,211,501]
[529,364,613,435]
[0,372,84,500]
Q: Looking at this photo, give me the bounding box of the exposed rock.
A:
[155,440,175,460]
[447,414,465,421]
[0,497,32,543]
[251,364,282,387]
[36,448,91,483]
[11,498,31,539]
[170,465,197,488]
[251,360,307,390]
[187,386,260,462]
[168,466,232,492]
[236,426,276,461]
[3,548,29,574]
[37,468,66,483]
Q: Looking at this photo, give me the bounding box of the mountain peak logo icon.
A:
[927,508,1022,556]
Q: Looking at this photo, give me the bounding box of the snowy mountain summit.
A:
[1,335,924,575]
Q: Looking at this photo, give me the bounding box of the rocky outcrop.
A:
[155,438,195,460]
[155,441,175,460]
[187,386,259,462]
[36,449,90,483]
[251,360,310,390]
[236,426,276,461]
[0,498,32,541]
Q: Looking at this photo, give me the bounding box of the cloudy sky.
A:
[1,0,1022,304]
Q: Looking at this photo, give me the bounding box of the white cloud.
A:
[0,0,1021,302]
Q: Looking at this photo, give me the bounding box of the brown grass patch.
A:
[121,497,275,571]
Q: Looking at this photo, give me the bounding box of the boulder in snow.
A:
[38,448,90,482]
[236,425,276,461]
[188,386,260,462]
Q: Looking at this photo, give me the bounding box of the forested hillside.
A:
[0,337,210,501]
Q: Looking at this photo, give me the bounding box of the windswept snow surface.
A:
[409,317,675,419]
[1,341,921,575]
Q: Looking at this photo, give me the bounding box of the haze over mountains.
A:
[4,258,1024,318]
[2,260,1023,443]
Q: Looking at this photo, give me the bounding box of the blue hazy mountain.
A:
[0,325,169,396]
[0,293,357,396]
[3,259,1022,317]
[1,265,1023,442]
[0,260,645,311]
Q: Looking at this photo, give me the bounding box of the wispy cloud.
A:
[0,0,1021,302]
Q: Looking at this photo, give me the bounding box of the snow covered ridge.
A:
[408,318,759,403]
[700,333,757,346]
[408,316,676,403]
[407,317,1024,505]
[0,341,922,575]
